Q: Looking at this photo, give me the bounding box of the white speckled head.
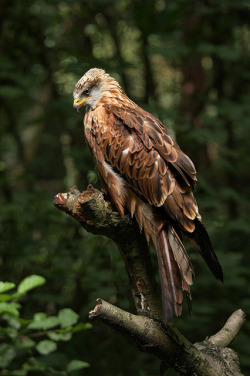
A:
[73,68,120,110]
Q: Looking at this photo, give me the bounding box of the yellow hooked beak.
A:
[73,97,91,109]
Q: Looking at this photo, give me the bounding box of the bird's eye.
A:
[84,88,90,95]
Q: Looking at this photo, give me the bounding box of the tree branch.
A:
[208,309,246,347]
[54,185,162,320]
[54,186,245,376]
[89,298,196,361]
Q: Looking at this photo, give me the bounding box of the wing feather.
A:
[110,103,197,187]
[92,104,198,232]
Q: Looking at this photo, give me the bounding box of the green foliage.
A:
[17,275,46,295]
[0,276,91,375]
[0,0,249,374]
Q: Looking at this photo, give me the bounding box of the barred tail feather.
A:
[168,226,194,307]
[154,222,194,323]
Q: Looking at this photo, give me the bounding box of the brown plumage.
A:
[73,68,223,324]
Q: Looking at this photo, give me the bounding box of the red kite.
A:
[73,68,223,323]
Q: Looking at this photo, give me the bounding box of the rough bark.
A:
[54,186,245,376]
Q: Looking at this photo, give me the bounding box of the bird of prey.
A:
[73,68,223,324]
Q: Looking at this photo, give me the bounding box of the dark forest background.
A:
[0,0,250,375]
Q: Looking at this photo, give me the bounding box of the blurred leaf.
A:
[0,282,15,293]
[17,275,46,294]
[36,340,57,355]
[2,313,21,329]
[0,302,20,317]
[0,344,16,368]
[72,322,92,332]
[32,312,47,321]
[0,294,12,302]
[67,359,90,372]
[28,316,59,330]
[18,336,36,349]
[47,331,72,341]
[58,308,79,329]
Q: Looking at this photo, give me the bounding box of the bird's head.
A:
[73,68,120,112]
